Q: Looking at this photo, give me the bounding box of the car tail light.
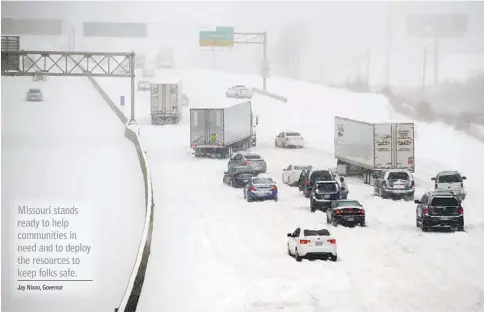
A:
[243,160,248,165]
[272,185,277,191]
[459,207,464,215]
[191,144,196,148]
[335,209,341,215]
[299,239,311,244]
[411,181,415,188]
[424,208,429,215]
[249,186,256,191]
[327,239,336,244]
[360,209,365,215]
[306,180,310,186]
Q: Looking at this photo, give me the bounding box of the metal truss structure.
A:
[1,50,137,124]
[233,32,268,91]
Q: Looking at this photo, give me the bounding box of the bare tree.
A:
[274,22,306,79]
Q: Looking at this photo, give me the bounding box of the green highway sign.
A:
[199,26,234,47]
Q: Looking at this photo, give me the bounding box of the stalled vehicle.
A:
[326,200,366,227]
[373,169,415,201]
[431,171,467,201]
[150,79,182,125]
[137,80,151,91]
[310,180,341,212]
[26,88,43,102]
[300,169,337,198]
[415,191,464,232]
[243,176,278,202]
[282,165,312,186]
[287,227,337,262]
[228,152,267,174]
[275,132,305,148]
[222,166,257,188]
[334,116,415,184]
[226,85,253,99]
[190,101,258,158]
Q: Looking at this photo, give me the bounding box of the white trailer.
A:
[334,116,415,184]
[190,101,258,158]
[150,79,182,125]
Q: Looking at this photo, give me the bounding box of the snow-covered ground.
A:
[96,69,484,312]
[1,77,145,312]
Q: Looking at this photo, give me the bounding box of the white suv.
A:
[431,171,467,201]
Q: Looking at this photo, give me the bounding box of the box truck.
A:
[190,101,258,158]
[150,79,182,125]
[334,116,415,184]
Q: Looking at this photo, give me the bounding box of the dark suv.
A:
[310,180,341,212]
[415,191,464,232]
[300,169,336,198]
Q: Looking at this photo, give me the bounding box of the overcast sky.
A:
[2,1,484,85]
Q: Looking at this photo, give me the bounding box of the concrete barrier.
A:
[84,75,154,312]
[252,87,288,102]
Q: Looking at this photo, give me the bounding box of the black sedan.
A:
[326,200,366,227]
[223,166,258,188]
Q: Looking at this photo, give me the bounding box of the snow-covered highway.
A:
[95,69,484,312]
[1,76,145,312]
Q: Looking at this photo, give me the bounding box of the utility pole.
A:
[386,1,393,88]
[420,45,428,101]
[433,38,439,85]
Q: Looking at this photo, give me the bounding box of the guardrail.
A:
[85,74,154,312]
[252,87,287,102]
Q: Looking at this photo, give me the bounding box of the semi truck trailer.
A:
[334,116,415,184]
[190,101,258,158]
[150,79,182,125]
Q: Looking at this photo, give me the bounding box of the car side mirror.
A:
[431,177,436,181]
[414,200,420,204]
[462,176,467,180]
[287,233,292,237]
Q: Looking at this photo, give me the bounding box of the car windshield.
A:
[438,174,462,183]
[388,171,410,180]
[337,200,362,207]
[286,132,301,136]
[294,165,311,170]
[316,183,337,192]
[253,178,273,184]
[310,171,333,182]
[303,229,330,236]
[29,89,40,93]
[431,197,459,206]
[244,154,261,160]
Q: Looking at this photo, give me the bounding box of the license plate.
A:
[324,194,330,199]
[346,217,355,221]
[394,185,404,189]
[315,242,323,246]
[440,217,451,221]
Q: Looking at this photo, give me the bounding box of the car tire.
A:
[229,180,233,187]
[360,220,366,227]
[421,220,429,232]
[274,196,278,202]
[330,254,337,262]
[332,219,338,227]
[247,196,253,203]
[457,222,464,231]
[326,215,330,224]
[295,249,302,262]
[310,200,315,213]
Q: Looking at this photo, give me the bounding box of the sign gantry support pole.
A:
[233,32,268,91]
[1,47,137,124]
